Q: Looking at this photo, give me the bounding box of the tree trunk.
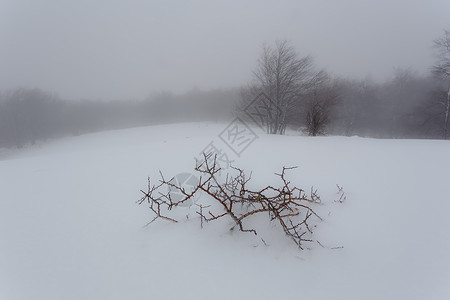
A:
[443,82,450,139]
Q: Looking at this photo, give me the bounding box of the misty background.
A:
[1,0,450,148]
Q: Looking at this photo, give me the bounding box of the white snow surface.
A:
[1,122,449,300]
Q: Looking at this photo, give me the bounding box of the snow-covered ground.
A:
[1,122,449,300]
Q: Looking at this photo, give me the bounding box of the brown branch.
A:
[138,153,325,249]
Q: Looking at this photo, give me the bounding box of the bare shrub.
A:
[138,154,326,250]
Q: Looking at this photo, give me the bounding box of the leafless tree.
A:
[245,40,326,135]
[305,79,339,136]
[431,30,450,138]
[433,30,450,78]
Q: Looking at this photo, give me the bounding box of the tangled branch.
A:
[138,153,323,250]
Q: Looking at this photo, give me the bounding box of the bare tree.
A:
[433,30,450,78]
[431,30,450,138]
[305,79,339,136]
[246,40,325,135]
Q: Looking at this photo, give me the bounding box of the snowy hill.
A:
[1,122,449,300]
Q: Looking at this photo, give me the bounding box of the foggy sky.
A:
[1,0,449,100]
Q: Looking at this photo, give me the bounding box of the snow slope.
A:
[1,122,449,300]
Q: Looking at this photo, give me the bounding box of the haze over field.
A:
[1,2,450,298]
[1,123,450,300]
[1,0,450,99]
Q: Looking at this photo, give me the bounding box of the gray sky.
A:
[1,0,449,100]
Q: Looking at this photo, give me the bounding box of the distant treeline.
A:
[0,70,448,149]
[242,68,448,139]
[0,88,239,148]
[327,70,445,139]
